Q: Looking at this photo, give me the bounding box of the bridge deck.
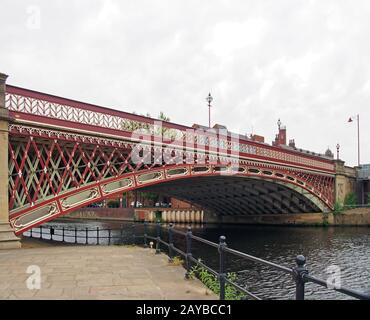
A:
[0,241,216,300]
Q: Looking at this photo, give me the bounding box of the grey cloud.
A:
[0,0,369,166]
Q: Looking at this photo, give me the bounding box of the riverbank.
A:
[59,207,370,227]
[0,240,216,300]
[206,208,370,227]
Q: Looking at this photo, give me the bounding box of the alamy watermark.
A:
[26,5,41,30]
[129,121,241,175]
[326,265,342,290]
[26,265,41,290]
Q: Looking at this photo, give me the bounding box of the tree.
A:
[158,111,170,122]
[107,199,120,208]
[141,192,159,206]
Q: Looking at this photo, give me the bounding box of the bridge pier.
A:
[334,160,357,205]
[0,73,20,249]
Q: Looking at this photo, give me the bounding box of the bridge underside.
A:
[140,176,322,216]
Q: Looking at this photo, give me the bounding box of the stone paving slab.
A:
[0,243,217,300]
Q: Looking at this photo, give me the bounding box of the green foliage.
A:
[169,256,184,266]
[322,219,329,227]
[158,111,170,122]
[107,199,120,208]
[344,192,357,207]
[155,211,162,222]
[189,264,245,300]
[141,192,159,204]
[333,201,344,215]
[367,194,370,205]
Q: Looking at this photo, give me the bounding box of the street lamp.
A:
[348,114,360,166]
[336,143,340,160]
[206,93,213,128]
[277,119,282,130]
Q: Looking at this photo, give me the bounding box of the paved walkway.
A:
[0,240,217,300]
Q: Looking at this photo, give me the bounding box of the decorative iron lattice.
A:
[4,85,336,235]
[8,127,335,235]
[5,86,335,173]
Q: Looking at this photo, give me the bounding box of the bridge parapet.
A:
[5,85,334,174]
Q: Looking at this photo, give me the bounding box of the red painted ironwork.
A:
[8,125,335,234]
[4,86,337,235]
[5,85,335,174]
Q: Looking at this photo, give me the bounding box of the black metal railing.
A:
[23,222,370,301]
[23,224,142,245]
[144,222,370,301]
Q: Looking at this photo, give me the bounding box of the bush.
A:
[189,264,245,300]
[333,201,344,215]
[107,199,120,208]
[168,256,184,266]
[344,192,357,207]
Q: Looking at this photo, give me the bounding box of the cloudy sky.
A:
[1,0,369,166]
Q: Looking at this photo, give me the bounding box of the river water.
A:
[39,220,370,300]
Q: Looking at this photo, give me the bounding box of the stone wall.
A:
[333,208,370,226]
[204,208,370,226]
[62,208,135,221]
[335,160,357,204]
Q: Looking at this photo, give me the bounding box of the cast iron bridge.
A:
[5,85,335,235]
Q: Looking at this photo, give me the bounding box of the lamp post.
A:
[206,93,213,128]
[336,143,340,160]
[348,114,360,166]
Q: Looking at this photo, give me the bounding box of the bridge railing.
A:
[6,85,335,175]
[22,223,370,301]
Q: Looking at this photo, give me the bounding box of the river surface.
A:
[34,220,370,300]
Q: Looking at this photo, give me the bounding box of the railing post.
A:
[143,221,148,248]
[85,227,88,245]
[50,227,54,240]
[120,227,124,244]
[185,226,192,279]
[39,226,42,239]
[75,227,77,244]
[30,228,33,238]
[108,229,111,246]
[97,227,99,245]
[62,227,65,242]
[293,255,308,300]
[155,220,161,254]
[168,223,174,263]
[218,235,227,300]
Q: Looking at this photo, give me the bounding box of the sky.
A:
[0,0,369,167]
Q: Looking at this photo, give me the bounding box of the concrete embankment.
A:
[205,208,370,226]
[60,207,205,224]
[60,207,370,227]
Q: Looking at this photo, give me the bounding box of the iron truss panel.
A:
[8,126,335,235]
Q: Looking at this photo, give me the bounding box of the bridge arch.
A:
[10,163,333,235]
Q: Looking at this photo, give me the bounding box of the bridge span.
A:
[0,72,355,247]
